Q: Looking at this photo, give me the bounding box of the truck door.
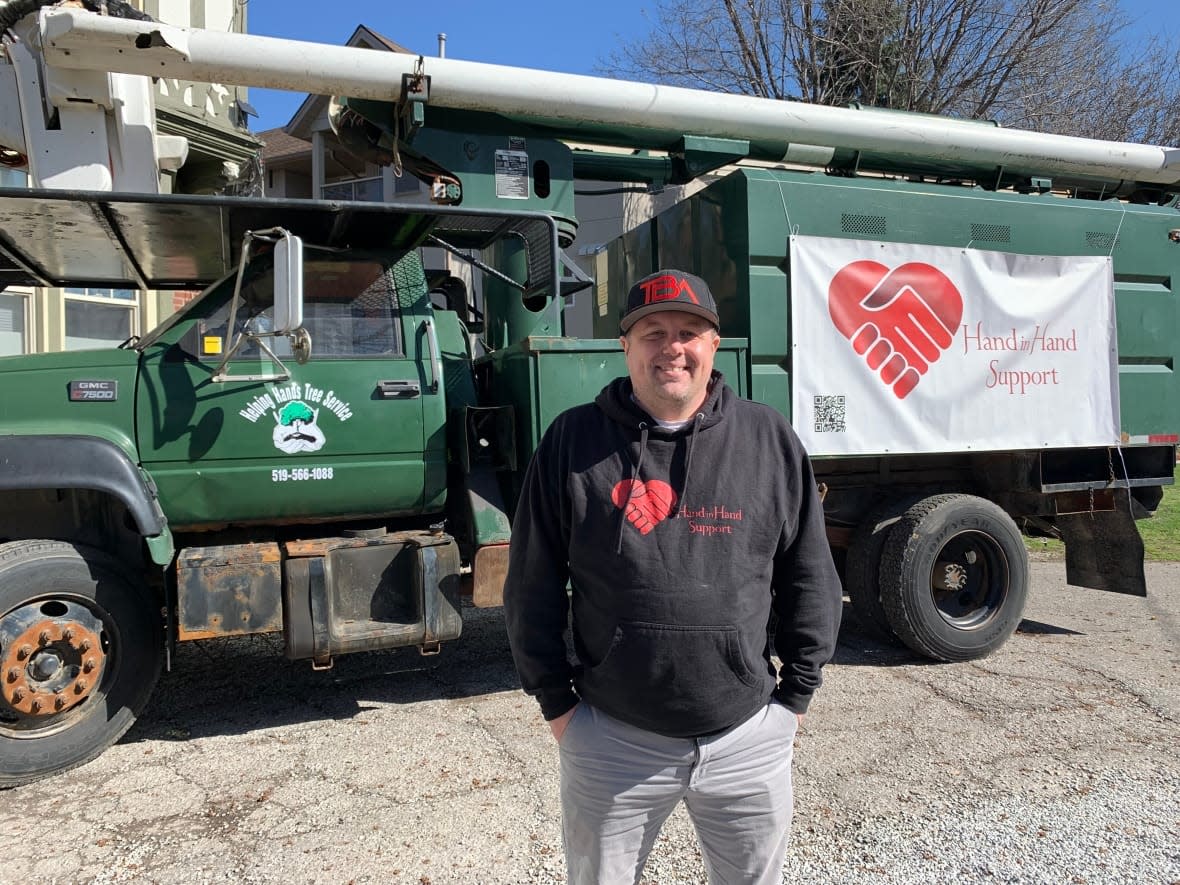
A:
[136,254,446,528]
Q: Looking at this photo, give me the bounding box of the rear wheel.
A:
[879,494,1028,662]
[0,540,162,787]
[844,497,921,639]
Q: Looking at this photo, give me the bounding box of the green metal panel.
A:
[396,254,449,513]
[0,349,141,456]
[1103,209,1180,437]
[748,265,791,418]
[409,127,578,244]
[694,177,751,336]
[483,235,562,348]
[594,222,655,337]
[435,305,515,546]
[435,311,478,410]
[654,200,695,274]
[0,349,176,562]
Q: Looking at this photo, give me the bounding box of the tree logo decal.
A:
[272,400,326,454]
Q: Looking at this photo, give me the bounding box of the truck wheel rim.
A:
[928,530,1009,630]
[0,598,109,735]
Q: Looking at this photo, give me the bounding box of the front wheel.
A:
[879,495,1028,662]
[0,540,162,787]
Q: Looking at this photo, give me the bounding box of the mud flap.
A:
[471,543,509,608]
[1055,491,1147,596]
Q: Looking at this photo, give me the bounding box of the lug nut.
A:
[16,645,31,660]
[62,628,74,642]
[79,640,91,653]
[30,699,41,713]
[83,659,96,673]
[75,680,88,693]
[54,695,65,710]
[6,668,19,683]
[38,631,51,645]
[12,689,24,703]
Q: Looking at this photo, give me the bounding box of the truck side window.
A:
[302,261,402,358]
[201,259,402,360]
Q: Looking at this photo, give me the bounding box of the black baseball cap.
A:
[619,269,720,334]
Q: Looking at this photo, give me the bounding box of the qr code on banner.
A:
[813,395,846,433]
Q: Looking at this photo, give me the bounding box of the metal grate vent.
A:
[1086,231,1118,251]
[970,222,1011,243]
[841,213,887,236]
[433,214,554,296]
[389,250,428,309]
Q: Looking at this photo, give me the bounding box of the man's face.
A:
[621,311,720,421]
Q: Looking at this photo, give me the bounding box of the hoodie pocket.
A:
[579,621,766,736]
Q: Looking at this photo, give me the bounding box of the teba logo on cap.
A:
[639,274,702,306]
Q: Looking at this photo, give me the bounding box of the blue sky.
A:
[246,0,1178,133]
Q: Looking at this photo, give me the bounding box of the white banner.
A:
[790,236,1120,456]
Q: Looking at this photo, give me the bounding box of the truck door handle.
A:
[376,380,421,399]
[422,318,442,395]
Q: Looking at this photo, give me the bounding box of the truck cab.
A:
[0,189,560,786]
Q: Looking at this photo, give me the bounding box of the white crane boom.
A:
[33,7,1180,191]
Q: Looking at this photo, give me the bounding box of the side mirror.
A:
[212,227,307,383]
[272,232,304,333]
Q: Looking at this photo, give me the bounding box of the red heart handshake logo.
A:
[828,261,964,399]
[612,479,678,536]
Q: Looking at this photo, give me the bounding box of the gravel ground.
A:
[2,559,1178,884]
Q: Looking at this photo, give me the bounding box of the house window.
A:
[63,288,138,350]
[321,176,383,202]
[0,167,27,188]
[0,291,28,355]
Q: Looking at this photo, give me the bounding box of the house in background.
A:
[0,0,262,356]
[261,26,424,206]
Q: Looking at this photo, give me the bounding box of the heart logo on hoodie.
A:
[612,479,678,535]
[828,260,963,399]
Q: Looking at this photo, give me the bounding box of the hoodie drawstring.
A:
[675,413,705,518]
[615,422,650,554]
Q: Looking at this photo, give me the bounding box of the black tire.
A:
[879,494,1028,662]
[844,497,921,640]
[0,540,162,787]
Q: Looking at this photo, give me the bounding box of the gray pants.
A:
[558,701,797,885]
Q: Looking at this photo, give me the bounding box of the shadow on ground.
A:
[124,597,1086,747]
[123,601,519,746]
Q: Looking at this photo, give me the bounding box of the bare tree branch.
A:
[601,0,1177,144]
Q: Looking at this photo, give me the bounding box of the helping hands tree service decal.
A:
[237,382,354,454]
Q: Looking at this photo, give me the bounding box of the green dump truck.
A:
[0,7,1177,785]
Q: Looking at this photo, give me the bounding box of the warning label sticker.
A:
[495,149,529,199]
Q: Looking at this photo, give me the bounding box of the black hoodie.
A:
[503,372,842,738]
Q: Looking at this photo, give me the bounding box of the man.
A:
[504,269,842,885]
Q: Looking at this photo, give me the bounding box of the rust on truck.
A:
[175,543,283,640]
